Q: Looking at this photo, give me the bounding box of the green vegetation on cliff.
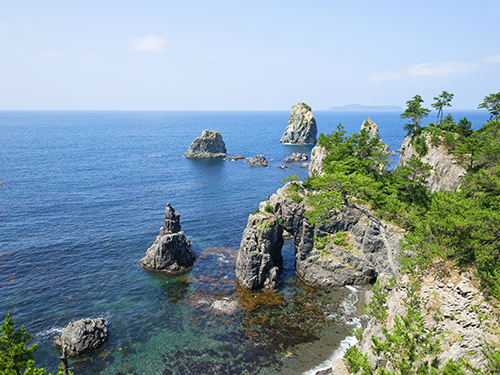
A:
[304,92,500,299]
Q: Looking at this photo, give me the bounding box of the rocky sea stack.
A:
[53,318,108,357]
[140,203,196,273]
[279,102,317,144]
[184,130,227,158]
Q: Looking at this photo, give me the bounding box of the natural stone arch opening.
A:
[235,183,404,292]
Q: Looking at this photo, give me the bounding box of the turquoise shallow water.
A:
[0,110,489,374]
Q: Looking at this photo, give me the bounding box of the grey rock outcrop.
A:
[236,183,404,291]
[246,155,268,167]
[226,155,245,161]
[279,102,317,144]
[235,212,283,290]
[53,318,108,357]
[140,203,196,273]
[284,152,308,163]
[398,134,466,192]
[356,268,500,372]
[361,118,394,155]
[308,145,327,176]
[184,130,227,158]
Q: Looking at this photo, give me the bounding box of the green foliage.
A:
[363,281,388,322]
[0,314,41,375]
[401,95,431,137]
[289,192,303,204]
[443,131,456,151]
[0,314,70,375]
[280,174,299,185]
[431,91,454,125]
[412,134,429,156]
[264,203,273,213]
[332,231,348,246]
[301,102,312,111]
[478,92,500,121]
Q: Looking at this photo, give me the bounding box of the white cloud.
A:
[483,55,500,64]
[369,70,401,83]
[41,50,65,57]
[123,66,142,72]
[407,61,481,76]
[128,35,167,52]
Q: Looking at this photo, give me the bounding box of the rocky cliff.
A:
[279,102,317,144]
[140,203,196,273]
[184,130,227,158]
[344,265,500,374]
[398,134,466,192]
[235,183,404,291]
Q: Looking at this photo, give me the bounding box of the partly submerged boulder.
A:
[140,203,196,273]
[53,318,108,357]
[284,152,308,163]
[280,102,317,144]
[247,155,268,167]
[184,130,227,158]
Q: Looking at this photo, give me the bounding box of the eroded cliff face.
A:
[398,134,466,192]
[235,183,404,291]
[279,102,317,144]
[352,266,500,374]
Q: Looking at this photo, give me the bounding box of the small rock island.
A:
[279,102,317,144]
[53,318,108,357]
[184,130,227,158]
[140,203,196,273]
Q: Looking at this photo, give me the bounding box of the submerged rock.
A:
[140,203,196,273]
[184,130,227,158]
[246,155,268,167]
[226,155,245,161]
[280,102,317,144]
[53,318,108,357]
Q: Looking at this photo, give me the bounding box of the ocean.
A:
[0,109,489,374]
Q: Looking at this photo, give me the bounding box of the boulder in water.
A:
[184,130,227,158]
[53,318,108,357]
[279,102,317,144]
[140,203,196,273]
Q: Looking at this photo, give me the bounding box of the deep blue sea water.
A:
[0,110,489,374]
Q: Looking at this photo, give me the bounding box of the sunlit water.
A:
[0,110,488,374]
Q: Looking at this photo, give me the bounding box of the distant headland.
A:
[327,103,403,111]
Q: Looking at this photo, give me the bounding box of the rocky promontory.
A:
[398,133,466,192]
[140,203,196,273]
[280,102,317,144]
[184,130,227,158]
[235,182,404,291]
[53,318,108,357]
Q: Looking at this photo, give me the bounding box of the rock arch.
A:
[235,183,404,291]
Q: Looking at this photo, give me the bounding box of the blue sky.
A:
[1,0,499,110]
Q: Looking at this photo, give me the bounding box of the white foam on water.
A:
[303,286,361,375]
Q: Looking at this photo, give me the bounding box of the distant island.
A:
[327,103,403,111]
